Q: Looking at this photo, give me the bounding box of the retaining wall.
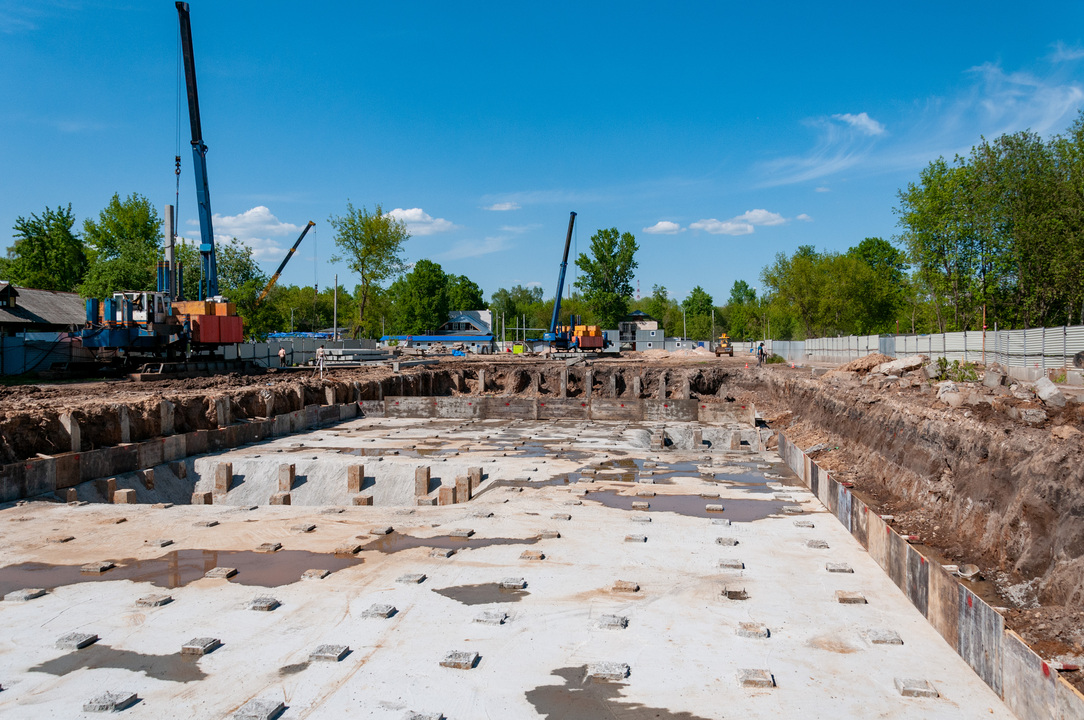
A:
[777,432,1084,719]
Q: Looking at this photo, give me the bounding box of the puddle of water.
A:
[29,645,206,683]
[588,490,786,522]
[0,549,362,597]
[525,666,713,720]
[359,533,539,554]
[433,583,529,605]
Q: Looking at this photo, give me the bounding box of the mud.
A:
[432,583,530,605]
[525,665,713,720]
[0,549,362,596]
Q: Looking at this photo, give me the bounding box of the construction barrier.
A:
[776,433,1084,719]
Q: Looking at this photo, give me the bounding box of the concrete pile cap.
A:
[836,590,867,604]
[83,690,137,713]
[47,535,74,543]
[598,614,628,629]
[631,515,652,523]
[718,559,745,570]
[500,577,527,589]
[234,697,286,720]
[586,661,629,681]
[302,569,330,580]
[335,544,362,555]
[397,573,427,584]
[449,528,475,538]
[612,580,639,592]
[4,588,46,602]
[136,594,173,607]
[631,501,650,510]
[310,644,350,661]
[894,677,938,698]
[711,518,731,526]
[826,562,854,573]
[250,596,280,611]
[469,511,494,518]
[474,611,508,625]
[205,567,238,579]
[782,505,804,514]
[793,520,815,528]
[440,651,479,669]
[705,504,725,512]
[181,637,222,656]
[362,603,397,618]
[624,535,647,543]
[635,491,656,497]
[430,548,455,558]
[194,520,219,527]
[564,499,583,506]
[551,513,572,520]
[255,542,282,553]
[146,538,173,548]
[716,537,739,546]
[520,550,545,560]
[538,530,561,538]
[56,632,98,650]
[806,539,829,549]
[866,628,904,645]
[737,622,769,638]
[370,526,395,535]
[739,668,775,687]
[700,492,720,499]
[291,523,316,533]
[724,588,749,600]
[80,561,115,574]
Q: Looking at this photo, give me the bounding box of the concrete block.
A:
[96,477,116,501]
[438,486,457,505]
[335,543,362,555]
[826,562,853,573]
[234,698,286,720]
[57,632,98,650]
[866,628,903,645]
[278,463,295,491]
[291,523,316,533]
[440,651,479,669]
[455,475,472,502]
[193,519,218,527]
[613,580,639,592]
[60,412,81,452]
[403,713,443,720]
[145,538,173,548]
[500,577,527,589]
[624,535,647,543]
[181,637,221,656]
[705,504,724,513]
[214,395,231,427]
[520,550,545,560]
[450,528,475,538]
[551,513,571,521]
[191,491,213,505]
[83,691,138,713]
[48,534,74,543]
[586,661,629,681]
[718,559,745,570]
[716,537,739,546]
[724,588,750,600]
[430,548,455,558]
[782,505,803,514]
[370,526,394,535]
[631,516,651,523]
[738,622,769,638]
[301,569,329,580]
[81,561,115,574]
[793,520,815,528]
[204,566,237,579]
[415,466,431,496]
[631,501,649,510]
[836,590,867,604]
[398,573,427,584]
[352,494,373,506]
[136,594,172,607]
[214,462,232,495]
[311,644,350,662]
[738,668,774,688]
[269,492,291,506]
[807,539,829,549]
[5,588,46,601]
[1036,376,1068,407]
[416,497,437,506]
[468,466,483,491]
[112,488,136,504]
[598,614,628,629]
[256,542,282,553]
[538,530,561,538]
[347,464,364,493]
[894,677,938,698]
[475,611,508,625]
[636,490,655,497]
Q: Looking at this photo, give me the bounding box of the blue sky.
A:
[3,1,1084,307]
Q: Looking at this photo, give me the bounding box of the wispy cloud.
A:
[796,213,813,222]
[733,209,786,226]
[832,112,885,136]
[814,187,831,192]
[499,224,541,234]
[388,207,456,236]
[484,201,521,211]
[438,236,510,261]
[1051,41,1084,63]
[525,281,543,288]
[643,220,683,235]
[186,205,303,261]
[689,219,754,236]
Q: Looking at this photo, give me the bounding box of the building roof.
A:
[0,285,85,328]
[623,310,657,321]
[381,335,494,343]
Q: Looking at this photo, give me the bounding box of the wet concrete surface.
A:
[0,549,363,596]
[29,645,208,683]
[359,533,539,554]
[433,583,530,605]
[525,666,714,720]
[587,490,787,521]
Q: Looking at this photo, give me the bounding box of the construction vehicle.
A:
[540,212,614,355]
[715,332,734,357]
[256,221,315,306]
[76,2,244,368]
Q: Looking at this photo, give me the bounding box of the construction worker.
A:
[757,342,766,366]
[278,346,287,367]
[315,344,326,378]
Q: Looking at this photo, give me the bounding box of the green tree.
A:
[79,193,162,297]
[389,259,450,335]
[681,285,714,317]
[573,227,638,329]
[490,284,544,339]
[329,202,410,337]
[1,204,85,291]
[446,274,485,310]
[728,280,757,306]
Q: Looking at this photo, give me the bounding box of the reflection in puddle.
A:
[433,583,529,605]
[0,549,362,596]
[360,533,539,554]
[30,645,207,683]
[587,491,786,521]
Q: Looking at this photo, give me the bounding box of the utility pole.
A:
[290,307,294,333]
[333,273,338,341]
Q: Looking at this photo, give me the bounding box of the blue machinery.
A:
[543,212,577,348]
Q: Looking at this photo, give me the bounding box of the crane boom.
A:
[257,221,315,306]
[546,211,577,338]
[176,1,218,299]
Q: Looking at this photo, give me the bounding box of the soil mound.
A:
[826,353,895,376]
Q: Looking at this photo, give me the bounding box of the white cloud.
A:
[484,201,521,211]
[733,209,786,226]
[796,213,813,222]
[642,220,683,235]
[525,281,543,288]
[437,236,509,261]
[186,206,303,261]
[832,112,886,136]
[388,207,456,236]
[815,187,830,192]
[689,219,754,236]
[1051,41,1084,63]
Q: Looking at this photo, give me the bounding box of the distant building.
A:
[380,309,495,353]
[0,283,86,336]
[619,310,660,346]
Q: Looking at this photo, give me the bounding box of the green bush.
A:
[766,354,786,364]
